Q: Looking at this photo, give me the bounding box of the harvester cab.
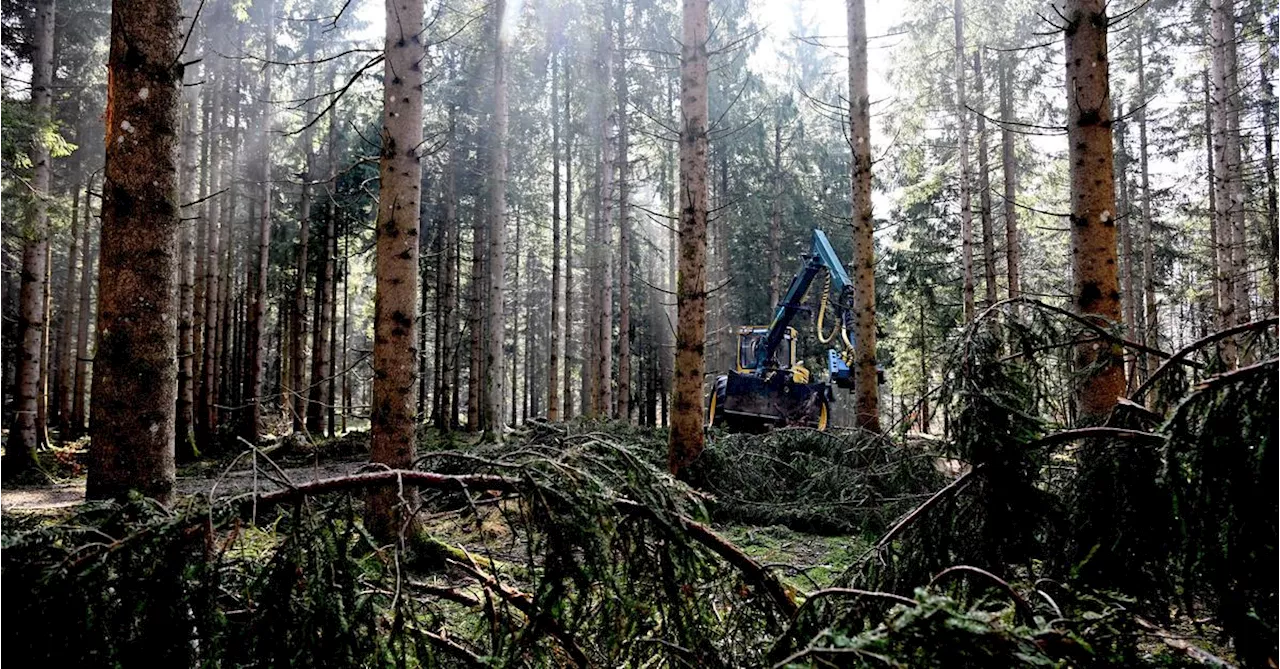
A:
[707,229,867,432]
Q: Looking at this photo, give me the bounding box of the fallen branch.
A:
[614,498,800,618]
[856,465,984,564]
[928,564,1035,623]
[1026,427,1164,450]
[1131,317,1277,402]
[1134,616,1236,668]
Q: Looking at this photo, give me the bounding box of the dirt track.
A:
[1,458,369,512]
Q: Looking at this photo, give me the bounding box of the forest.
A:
[0,0,1276,664]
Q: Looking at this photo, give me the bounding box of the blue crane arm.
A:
[754,229,854,370]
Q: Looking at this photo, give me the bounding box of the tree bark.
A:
[847,0,879,431]
[769,115,783,308]
[197,50,225,450]
[88,0,183,502]
[1063,0,1125,423]
[483,0,510,438]
[369,0,424,538]
[6,0,56,475]
[668,0,709,476]
[953,0,974,322]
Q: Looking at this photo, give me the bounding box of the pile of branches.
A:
[690,428,946,535]
[3,429,798,667]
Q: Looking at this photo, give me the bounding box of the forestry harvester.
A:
[707,229,878,431]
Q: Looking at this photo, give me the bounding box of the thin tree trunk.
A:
[510,210,521,426]
[1136,29,1158,380]
[307,205,333,435]
[847,0,879,431]
[669,0,709,476]
[769,116,783,307]
[562,64,575,421]
[1204,71,1222,331]
[438,99,459,430]
[72,182,97,435]
[1210,0,1239,365]
[596,11,615,418]
[616,4,631,422]
[369,0,424,538]
[974,49,996,308]
[999,52,1019,309]
[289,29,319,433]
[954,0,974,322]
[198,53,225,450]
[1063,0,1125,422]
[243,0,276,444]
[176,69,199,459]
[327,227,338,436]
[467,181,485,430]
[483,0,510,438]
[6,0,56,475]
[56,179,81,436]
[1261,56,1279,316]
[88,0,182,502]
[549,52,562,422]
[38,237,52,448]
[1116,104,1137,382]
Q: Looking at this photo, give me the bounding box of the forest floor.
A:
[0,429,869,592]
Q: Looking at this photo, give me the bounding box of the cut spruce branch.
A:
[236,469,800,619]
[1130,316,1277,401]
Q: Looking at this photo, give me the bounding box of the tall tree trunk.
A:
[615,5,631,422]
[483,0,510,438]
[198,54,225,450]
[1210,0,1240,365]
[307,205,333,435]
[88,0,183,502]
[974,50,996,308]
[1136,28,1158,381]
[1115,104,1137,383]
[999,52,1019,308]
[769,115,783,308]
[72,182,97,435]
[510,211,521,426]
[327,226,339,436]
[668,0,709,476]
[243,0,276,444]
[56,179,82,437]
[549,52,562,422]
[1204,71,1223,331]
[467,181,485,430]
[1063,0,1124,423]
[1261,56,1279,316]
[176,67,199,459]
[596,12,616,418]
[38,230,52,448]
[847,0,879,431]
[289,30,319,433]
[1223,3,1248,331]
[562,64,575,421]
[369,0,424,538]
[954,0,974,322]
[6,0,56,476]
[437,99,459,430]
